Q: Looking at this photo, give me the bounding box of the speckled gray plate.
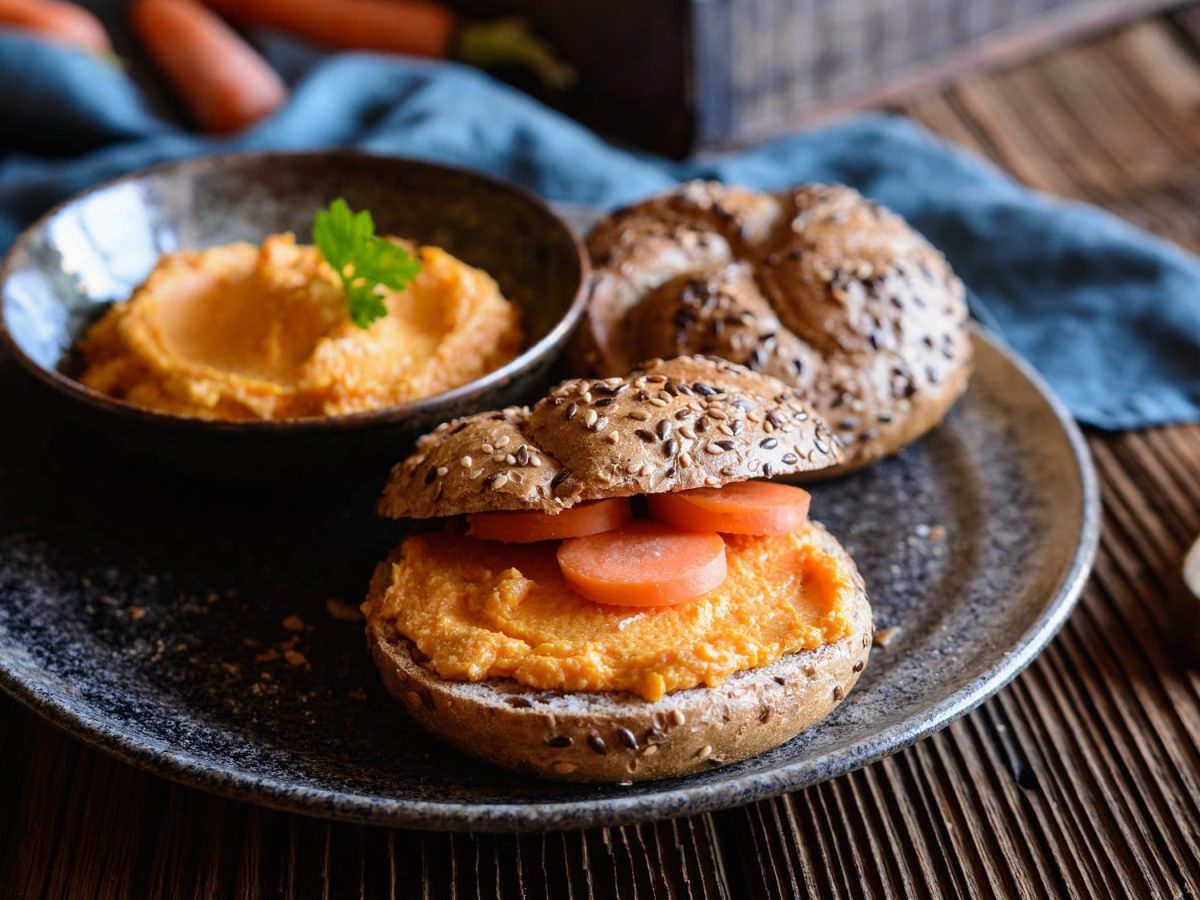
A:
[0,327,1098,831]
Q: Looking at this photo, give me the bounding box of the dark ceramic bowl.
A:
[0,152,588,480]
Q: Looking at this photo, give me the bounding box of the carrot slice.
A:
[0,0,112,54]
[132,0,287,135]
[648,481,811,535]
[557,522,727,607]
[467,498,632,543]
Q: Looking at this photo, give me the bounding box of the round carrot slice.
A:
[648,481,811,535]
[466,498,632,543]
[557,522,727,607]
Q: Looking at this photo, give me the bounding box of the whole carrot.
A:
[131,0,287,135]
[0,0,112,54]
[205,0,458,58]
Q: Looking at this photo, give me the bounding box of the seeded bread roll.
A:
[584,181,972,473]
[379,355,841,519]
[365,521,871,782]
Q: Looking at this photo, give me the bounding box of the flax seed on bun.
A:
[366,355,870,782]
[583,181,972,474]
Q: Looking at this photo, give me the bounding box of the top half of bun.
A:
[378,355,842,519]
[582,181,972,473]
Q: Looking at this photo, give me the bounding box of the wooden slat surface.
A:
[4,11,1200,899]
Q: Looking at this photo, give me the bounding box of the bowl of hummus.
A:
[0,152,588,479]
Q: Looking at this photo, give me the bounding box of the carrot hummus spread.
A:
[77,235,523,420]
[364,524,856,702]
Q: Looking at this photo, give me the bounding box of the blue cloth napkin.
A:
[2,30,1198,429]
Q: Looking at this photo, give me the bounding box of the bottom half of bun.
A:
[365,526,872,783]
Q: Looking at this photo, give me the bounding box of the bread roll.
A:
[583,182,972,473]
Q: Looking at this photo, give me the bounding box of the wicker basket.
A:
[457,0,1180,156]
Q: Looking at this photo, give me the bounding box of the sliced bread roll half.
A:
[378,355,841,519]
[366,522,871,782]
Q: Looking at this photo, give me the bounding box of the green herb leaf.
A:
[313,198,422,329]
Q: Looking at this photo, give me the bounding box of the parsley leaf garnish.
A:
[312,198,422,329]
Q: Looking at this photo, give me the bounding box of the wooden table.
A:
[4,10,1200,898]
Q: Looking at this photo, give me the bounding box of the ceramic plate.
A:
[0,327,1098,830]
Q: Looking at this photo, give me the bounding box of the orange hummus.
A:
[364,525,856,701]
[77,235,523,420]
